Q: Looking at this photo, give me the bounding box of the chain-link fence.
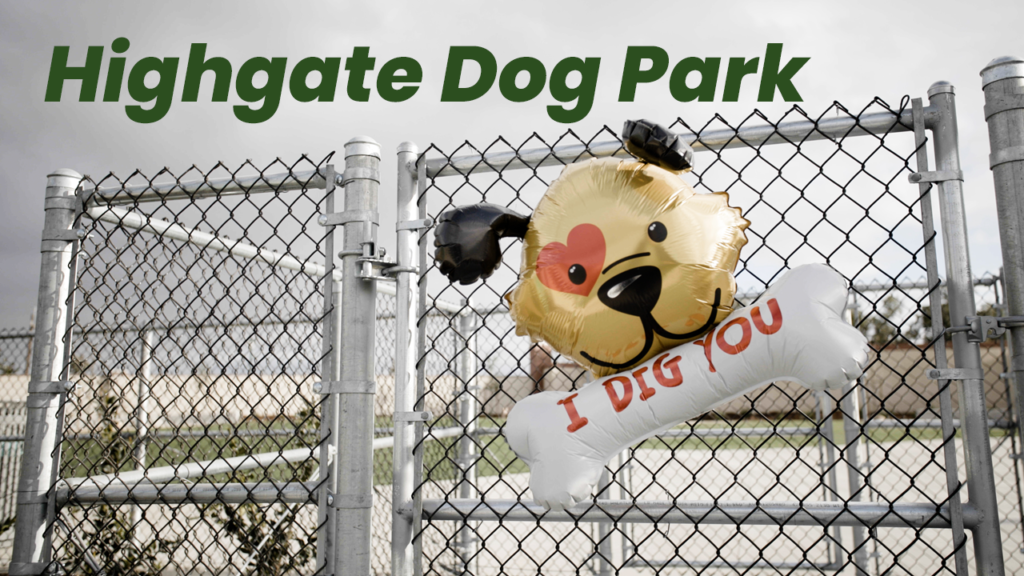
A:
[410,97,1016,575]
[10,71,1024,576]
[11,155,373,575]
[7,279,1017,575]
[0,328,31,568]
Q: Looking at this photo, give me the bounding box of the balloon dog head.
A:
[434,120,750,376]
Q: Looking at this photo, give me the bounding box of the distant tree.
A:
[922,300,997,334]
[853,295,919,347]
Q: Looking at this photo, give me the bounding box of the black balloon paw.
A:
[622,119,694,172]
[433,203,530,284]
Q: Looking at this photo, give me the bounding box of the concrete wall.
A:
[477,343,1010,421]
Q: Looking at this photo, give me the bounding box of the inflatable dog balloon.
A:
[434,120,870,510]
[435,121,746,377]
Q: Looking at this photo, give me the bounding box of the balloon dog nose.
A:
[598,266,662,317]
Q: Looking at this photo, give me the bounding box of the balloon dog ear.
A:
[622,119,695,173]
[432,203,531,285]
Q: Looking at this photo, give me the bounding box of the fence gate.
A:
[391,79,1012,576]
[8,137,409,575]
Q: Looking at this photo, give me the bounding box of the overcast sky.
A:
[1,0,1020,328]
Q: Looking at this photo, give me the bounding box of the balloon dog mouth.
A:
[580,266,722,370]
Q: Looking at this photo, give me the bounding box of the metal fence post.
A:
[456,302,479,575]
[393,141,421,576]
[981,56,1024,484]
[912,95,970,575]
[130,328,155,534]
[317,164,339,572]
[331,137,381,576]
[11,169,81,576]
[929,81,1006,576]
[840,381,869,575]
[813,391,842,567]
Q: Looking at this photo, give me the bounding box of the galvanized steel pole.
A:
[331,137,381,576]
[317,164,339,572]
[456,303,479,575]
[840,382,869,575]
[929,81,1005,576]
[130,329,155,534]
[912,95,970,575]
[11,169,81,576]
[413,154,430,576]
[981,56,1024,485]
[393,141,420,576]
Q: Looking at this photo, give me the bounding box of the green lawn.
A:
[61,412,1006,487]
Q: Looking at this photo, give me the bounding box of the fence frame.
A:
[392,79,1010,576]
[11,169,82,576]
[9,61,1023,576]
[983,57,1024,551]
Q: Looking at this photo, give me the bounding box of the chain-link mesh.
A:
[0,327,29,569]
[45,154,389,576]
[7,98,1020,575]
[412,99,1021,575]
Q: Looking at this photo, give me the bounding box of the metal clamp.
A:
[30,380,75,394]
[927,368,985,381]
[313,380,375,395]
[317,209,379,227]
[990,145,1024,169]
[330,493,373,509]
[9,562,51,576]
[394,411,432,422]
[397,218,433,231]
[341,167,380,185]
[908,170,963,184]
[42,228,86,242]
[983,93,1024,119]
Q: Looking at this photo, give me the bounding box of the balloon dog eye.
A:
[648,221,667,242]
[568,264,587,285]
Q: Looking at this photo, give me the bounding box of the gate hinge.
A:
[42,228,88,242]
[927,368,985,381]
[395,411,432,422]
[317,209,379,228]
[356,256,400,282]
[9,562,53,576]
[29,380,75,395]
[397,218,433,231]
[908,170,963,184]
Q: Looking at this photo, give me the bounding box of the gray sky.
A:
[1,0,1019,328]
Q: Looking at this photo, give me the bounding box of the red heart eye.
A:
[536,224,606,296]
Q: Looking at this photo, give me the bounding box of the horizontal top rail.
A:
[88,204,346,280]
[425,109,916,179]
[734,276,997,302]
[58,481,319,505]
[0,273,995,340]
[82,168,340,207]
[85,205,404,301]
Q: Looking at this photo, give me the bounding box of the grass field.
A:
[59,411,995,489]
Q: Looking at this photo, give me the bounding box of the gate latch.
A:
[966,316,1004,343]
[945,315,1024,343]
